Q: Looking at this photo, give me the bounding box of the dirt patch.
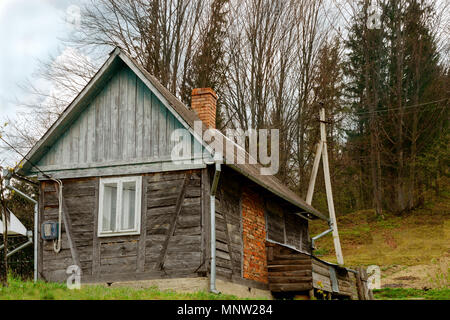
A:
[383,232,398,249]
[381,255,449,289]
[382,283,406,288]
[394,276,419,281]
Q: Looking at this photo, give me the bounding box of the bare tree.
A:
[71,0,205,95]
[291,0,332,195]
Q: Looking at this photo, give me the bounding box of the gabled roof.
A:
[18,47,328,221]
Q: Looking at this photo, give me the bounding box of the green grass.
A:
[0,275,245,300]
[373,288,450,300]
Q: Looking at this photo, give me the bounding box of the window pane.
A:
[102,183,117,232]
[121,181,136,230]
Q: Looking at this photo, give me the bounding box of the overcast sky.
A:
[0,0,86,122]
[0,0,91,165]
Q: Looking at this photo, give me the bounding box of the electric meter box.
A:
[41,222,59,240]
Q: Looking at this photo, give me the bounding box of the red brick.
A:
[242,187,268,284]
[191,88,217,129]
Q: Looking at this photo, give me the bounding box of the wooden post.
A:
[306,108,344,265]
[356,267,365,300]
[92,179,100,278]
[55,183,82,271]
[306,141,323,205]
[157,172,191,270]
[320,108,344,265]
[356,266,372,300]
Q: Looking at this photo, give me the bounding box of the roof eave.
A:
[227,163,329,221]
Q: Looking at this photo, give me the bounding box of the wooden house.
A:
[17,47,369,299]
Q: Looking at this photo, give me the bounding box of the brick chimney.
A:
[191,88,217,129]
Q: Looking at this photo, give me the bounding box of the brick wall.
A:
[191,88,217,129]
[242,187,268,283]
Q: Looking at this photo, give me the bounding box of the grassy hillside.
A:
[310,179,449,291]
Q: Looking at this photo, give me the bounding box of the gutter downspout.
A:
[311,221,333,250]
[3,170,38,282]
[209,162,221,294]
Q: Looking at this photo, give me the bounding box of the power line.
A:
[353,98,449,116]
[0,136,53,181]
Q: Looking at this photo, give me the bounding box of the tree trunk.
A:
[407,35,422,211]
[394,7,406,213]
[363,22,383,217]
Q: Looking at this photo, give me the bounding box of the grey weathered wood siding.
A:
[36,65,200,173]
[266,202,310,254]
[39,169,204,283]
[39,167,309,287]
[214,177,243,279]
[212,168,311,284]
[145,170,202,271]
[40,178,96,281]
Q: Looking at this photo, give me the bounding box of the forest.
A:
[0,0,448,219]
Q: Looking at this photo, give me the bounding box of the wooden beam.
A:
[220,196,236,274]
[35,161,206,181]
[306,141,323,205]
[269,259,312,266]
[157,172,191,270]
[38,182,44,280]
[137,177,148,272]
[269,282,312,292]
[356,267,365,300]
[269,276,312,283]
[320,108,344,265]
[55,183,82,271]
[199,168,211,274]
[92,178,100,277]
[267,265,312,272]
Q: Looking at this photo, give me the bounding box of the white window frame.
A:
[98,176,142,237]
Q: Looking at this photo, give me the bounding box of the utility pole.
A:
[306,108,344,265]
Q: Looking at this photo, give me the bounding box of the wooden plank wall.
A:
[267,243,361,299]
[41,179,97,281]
[266,243,313,292]
[214,176,243,280]
[146,170,202,272]
[311,258,359,299]
[213,170,312,287]
[37,65,200,171]
[266,202,311,254]
[39,169,204,283]
[39,166,319,291]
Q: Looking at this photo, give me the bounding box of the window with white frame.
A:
[98,176,142,237]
